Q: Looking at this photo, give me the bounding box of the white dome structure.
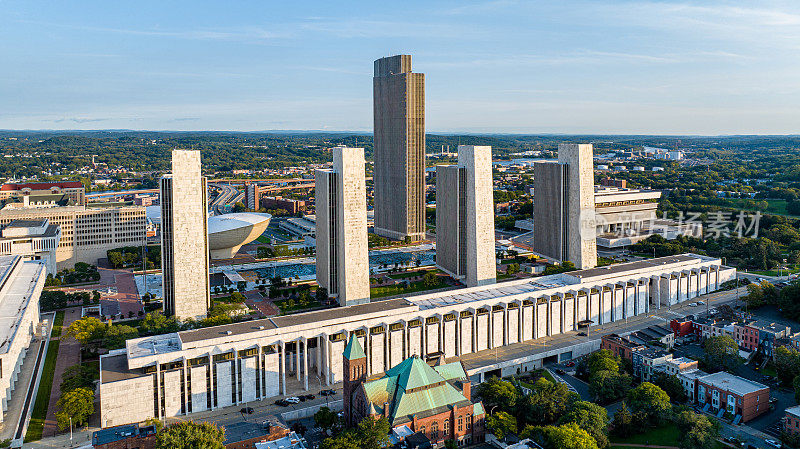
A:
[207,213,271,259]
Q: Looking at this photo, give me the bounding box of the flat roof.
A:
[566,254,702,281]
[101,353,149,383]
[786,405,800,418]
[178,298,414,345]
[4,219,47,228]
[411,276,571,311]
[0,256,44,354]
[699,372,768,396]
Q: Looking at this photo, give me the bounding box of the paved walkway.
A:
[42,308,82,438]
[244,290,279,316]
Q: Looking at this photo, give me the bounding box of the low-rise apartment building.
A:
[632,347,673,381]
[600,334,645,361]
[696,372,769,423]
[678,369,708,402]
[785,405,800,437]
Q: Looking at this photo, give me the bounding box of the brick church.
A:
[343,335,486,447]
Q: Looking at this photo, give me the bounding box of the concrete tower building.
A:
[533,143,597,269]
[373,54,426,242]
[160,149,211,320]
[315,147,370,307]
[436,145,496,287]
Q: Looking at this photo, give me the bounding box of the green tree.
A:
[589,370,631,404]
[775,346,800,386]
[422,272,439,288]
[103,324,139,349]
[140,311,180,334]
[559,401,609,449]
[56,387,95,430]
[321,417,390,449]
[107,251,124,268]
[486,411,518,441]
[65,316,107,344]
[587,350,621,376]
[626,382,671,427]
[675,410,721,449]
[703,335,742,372]
[61,364,99,393]
[611,402,633,437]
[518,377,579,426]
[522,423,599,449]
[651,372,688,403]
[314,406,338,433]
[793,375,800,403]
[475,377,519,411]
[155,421,226,449]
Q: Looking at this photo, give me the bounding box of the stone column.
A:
[296,339,301,381]
[233,350,239,405]
[155,362,162,419]
[280,341,286,395]
[182,359,188,414]
[302,337,309,391]
[518,301,524,343]
[471,308,477,354]
[208,352,215,410]
[316,336,322,377]
[546,297,552,336]
[455,313,461,357]
[559,293,565,334]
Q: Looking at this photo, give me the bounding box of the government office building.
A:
[99,253,735,428]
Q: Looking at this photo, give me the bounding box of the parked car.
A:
[765,439,781,449]
[241,407,254,414]
[320,389,336,396]
[565,361,575,367]
[555,368,566,375]
[285,396,301,404]
[577,332,587,336]
[275,399,290,406]
[303,394,316,400]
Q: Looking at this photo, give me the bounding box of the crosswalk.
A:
[546,368,579,395]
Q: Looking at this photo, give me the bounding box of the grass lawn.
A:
[51,310,65,338]
[387,269,441,280]
[256,234,271,244]
[610,424,681,446]
[25,339,60,442]
[751,265,800,277]
[371,279,447,299]
[713,198,798,217]
[497,272,514,280]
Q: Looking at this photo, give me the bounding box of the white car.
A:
[285,396,301,404]
[765,439,782,448]
[696,301,705,305]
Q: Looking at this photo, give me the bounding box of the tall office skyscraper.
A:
[533,143,597,269]
[160,149,211,319]
[244,182,262,210]
[315,147,370,307]
[436,146,496,287]
[373,54,425,242]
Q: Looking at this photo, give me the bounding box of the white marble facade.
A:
[100,254,735,428]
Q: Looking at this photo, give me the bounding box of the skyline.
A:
[2,0,800,134]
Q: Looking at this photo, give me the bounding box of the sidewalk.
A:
[42,308,82,438]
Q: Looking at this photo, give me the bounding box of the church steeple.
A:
[343,334,367,427]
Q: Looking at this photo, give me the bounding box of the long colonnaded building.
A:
[99,254,735,427]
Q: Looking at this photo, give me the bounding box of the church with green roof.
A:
[342,335,486,447]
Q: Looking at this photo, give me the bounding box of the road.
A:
[209,183,240,215]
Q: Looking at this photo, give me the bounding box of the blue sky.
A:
[1,0,799,134]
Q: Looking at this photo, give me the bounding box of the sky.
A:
[1,0,799,134]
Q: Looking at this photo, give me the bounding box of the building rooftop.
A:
[635,347,671,359]
[92,423,156,446]
[411,276,571,311]
[565,254,704,281]
[0,256,45,354]
[786,405,800,419]
[255,431,307,449]
[699,372,768,396]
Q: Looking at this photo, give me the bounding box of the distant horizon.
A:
[2,1,799,134]
[2,129,800,138]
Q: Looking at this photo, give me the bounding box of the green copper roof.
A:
[433,362,468,382]
[343,335,366,360]
[472,402,485,416]
[385,356,442,391]
[361,355,474,425]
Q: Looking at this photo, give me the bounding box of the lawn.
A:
[370,279,447,299]
[24,339,60,442]
[610,424,680,447]
[387,269,441,280]
[256,234,272,244]
[751,264,800,277]
[51,310,65,338]
[713,198,797,217]
[274,298,323,314]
